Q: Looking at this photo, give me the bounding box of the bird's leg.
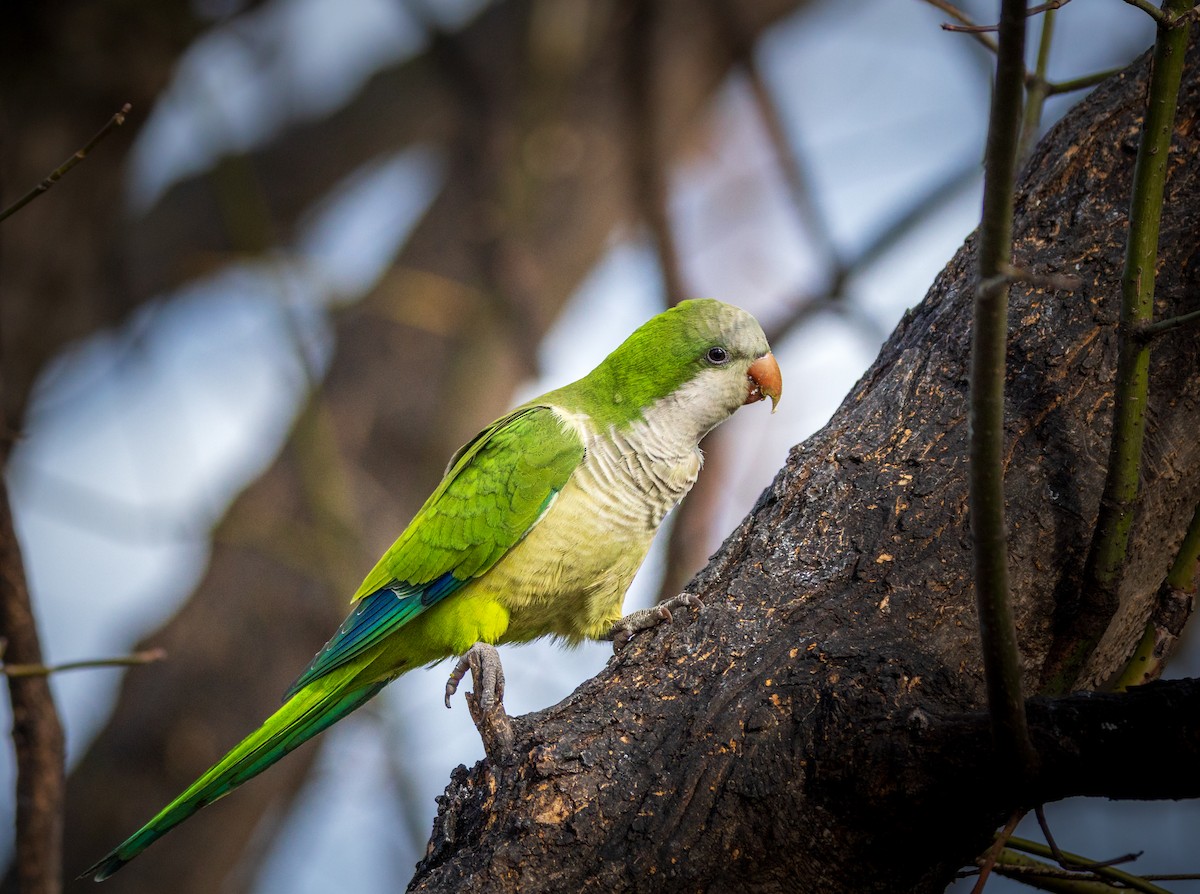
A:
[444,642,514,759]
[606,593,704,653]
[444,642,506,711]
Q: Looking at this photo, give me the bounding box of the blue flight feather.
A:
[283,572,465,698]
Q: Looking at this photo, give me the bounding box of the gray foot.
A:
[444,642,513,760]
[444,642,505,712]
[606,593,704,652]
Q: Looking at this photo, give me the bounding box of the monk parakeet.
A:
[85,298,781,880]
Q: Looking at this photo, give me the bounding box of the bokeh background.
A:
[3,0,1195,891]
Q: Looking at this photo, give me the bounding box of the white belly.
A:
[482,414,703,643]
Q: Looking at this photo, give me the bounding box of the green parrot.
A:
[85,298,781,880]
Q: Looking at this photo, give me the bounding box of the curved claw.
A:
[607,593,704,653]
[444,642,505,712]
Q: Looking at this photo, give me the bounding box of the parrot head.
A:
[578,299,781,441]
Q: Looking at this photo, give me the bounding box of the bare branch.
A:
[1122,0,1168,23]
[1004,837,1166,894]
[1,647,166,678]
[970,0,1036,781]
[1047,67,1125,96]
[922,0,999,53]
[996,263,1083,292]
[1135,305,1200,341]
[0,103,131,223]
[943,1,1072,34]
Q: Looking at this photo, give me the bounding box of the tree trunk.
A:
[408,39,1200,893]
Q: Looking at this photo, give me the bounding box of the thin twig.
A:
[1019,6,1057,160]
[971,811,1024,894]
[1,647,166,678]
[1007,837,1167,894]
[1035,806,1141,872]
[994,851,1146,892]
[1140,875,1200,882]
[1136,305,1200,341]
[922,0,999,53]
[0,103,131,224]
[1046,67,1124,96]
[998,263,1082,292]
[1121,0,1168,23]
[1027,0,1072,13]
[944,0,1071,33]
[970,0,1037,782]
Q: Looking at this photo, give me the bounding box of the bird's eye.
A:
[705,346,730,365]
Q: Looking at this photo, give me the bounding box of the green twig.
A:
[994,850,1147,893]
[0,647,166,678]
[970,0,1037,781]
[1111,500,1200,690]
[1020,7,1057,160]
[1122,0,1168,22]
[1136,305,1200,340]
[1164,501,1200,592]
[0,103,131,224]
[1060,0,1194,690]
[1046,67,1125,96]
[1006,837,1169,894]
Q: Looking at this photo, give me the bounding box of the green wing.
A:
[353,405,583,597]
[286,406,583,696]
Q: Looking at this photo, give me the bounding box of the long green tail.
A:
[83,676,386,881]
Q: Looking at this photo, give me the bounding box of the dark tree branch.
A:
[867,679,1200,813]
[408,37,1200,893]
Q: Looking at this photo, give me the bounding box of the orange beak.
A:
[745,352,782,412]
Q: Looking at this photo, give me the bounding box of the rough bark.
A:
[0,477,65,894]
[52,2,810,892]
[408,40,1200,894]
